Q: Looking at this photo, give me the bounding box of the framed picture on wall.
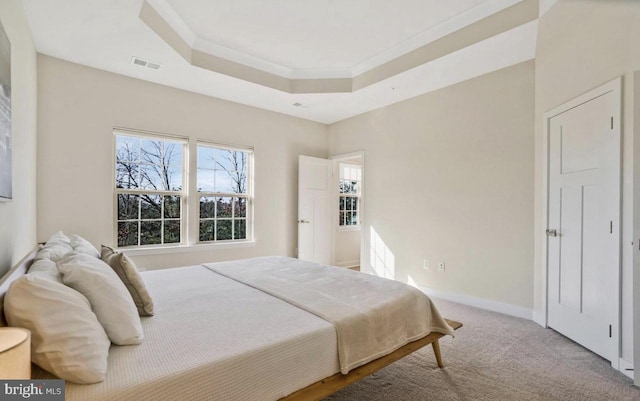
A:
[0,20,11,201]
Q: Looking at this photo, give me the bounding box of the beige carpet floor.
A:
[326,299,640,401]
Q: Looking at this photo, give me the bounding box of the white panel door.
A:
[298,155,332,264]
[547,86,620,363]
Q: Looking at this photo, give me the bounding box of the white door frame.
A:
[330,151,365,267]
[539,77,622,369]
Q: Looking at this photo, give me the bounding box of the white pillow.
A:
[36,231,73,262]
[57,253,144,345]
[27,258,61,282]
[47,230,71,245]
[69,234,100,258]
[4,274,110,384]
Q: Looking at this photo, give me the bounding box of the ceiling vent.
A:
[131,57,161,70]
[292,102,303,107]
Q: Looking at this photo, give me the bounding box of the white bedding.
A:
[206,257,454,374]
[34,265,340,401]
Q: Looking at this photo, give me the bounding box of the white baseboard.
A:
[334,260,359,268]
[532,310,546,327]
[419,286,533,320]
[619,358,634,379]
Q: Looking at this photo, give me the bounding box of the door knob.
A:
[546,229,558,237]
[298,219,310,224]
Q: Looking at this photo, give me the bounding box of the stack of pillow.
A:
[4,231,154,384]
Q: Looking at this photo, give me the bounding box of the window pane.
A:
[200,197,215,218]
[347,211,355,225]
[116,136,139,163]
[197,169,215,192]
[140,163,164,190]
[197,146,214,169]
[164,220,180,244]
[200,220,215,242]
[140,221,162,245]
[216,220,232,240]
[166,165,183,191]
[216,197,232,218]
[164,195,180,218]
[164,142,182,169]
[234,219,246,240]
[353,198,359,211]
[339,180,348,194]
[213,149,237,172]
[230,170,247,194]
[339,211,345,226]
[116,162,139,189]
[350,181,359,195]
[234,197,246,218]
[351,211,359,225]
[339,197,345,210]
[118,194,139,220]
[345,197,352,210]
[214,170,237,193]
[118,221,138,247]
[140,139,163,165]
[141,195,162,219]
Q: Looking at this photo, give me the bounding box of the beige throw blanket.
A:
[204,257,454,374]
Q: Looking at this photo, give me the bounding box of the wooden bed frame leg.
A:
[432,339,444,368]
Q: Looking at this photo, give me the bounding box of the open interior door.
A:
[298,155,331,264]
[547,80,620,365]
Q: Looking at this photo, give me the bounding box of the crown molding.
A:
[140,0,538,94]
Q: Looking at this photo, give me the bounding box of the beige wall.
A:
[328,61,535,309]
[37,55,328,269]
[334,229,360,268]
[534,0,640,365]
[0,0,38,276]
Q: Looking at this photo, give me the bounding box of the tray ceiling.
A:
[21,0,539,123]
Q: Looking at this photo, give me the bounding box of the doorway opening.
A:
[331,152,364,270]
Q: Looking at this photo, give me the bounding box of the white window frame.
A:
[196,141,254,243]
[113,129,188,248]
[338,163,362,231]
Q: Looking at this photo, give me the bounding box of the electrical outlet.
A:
[423,259,430,270]
[438,262,445,272]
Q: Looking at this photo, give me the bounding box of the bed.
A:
[0,246,462,401]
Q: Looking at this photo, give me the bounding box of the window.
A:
[114,130,254,249]
[338,163,361,227]
[114,132,185,247]
[197,143,252,242]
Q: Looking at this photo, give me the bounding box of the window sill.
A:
[117,240,256,257]
[338,226,361,232]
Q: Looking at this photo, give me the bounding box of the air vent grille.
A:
[131,57,161,71]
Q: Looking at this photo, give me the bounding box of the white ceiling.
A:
[20,0,537,124]
[160,0,487,75]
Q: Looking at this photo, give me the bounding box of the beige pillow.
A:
[69,234,100,258]
[58,253,144,345]
[4,274,110,384]
[101,245,154,316]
